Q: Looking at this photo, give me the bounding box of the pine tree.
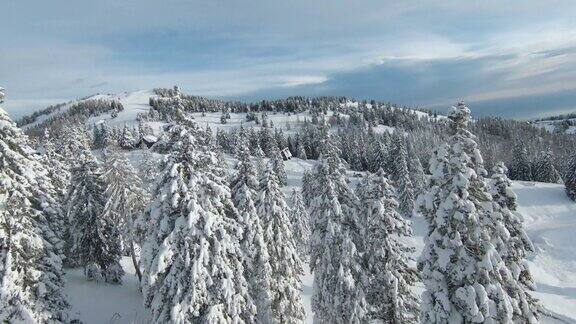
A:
[58,123,92,167]
[92,123,110,149]
[138,148,160,193]
[565,153,576,201]
[67,156,124,283]
[38,129,70,258]
[309,158,367,324]
[271,146,288,186]
[230,134,274,323]
[417,102,537,323]
[391,134,415,217]
[118,124,135,149]
[509,142,532,181]
[301,169,314,207]
[0,96,70,322]
[407,141,426,196]
[139,124,256,323]
[101,147,149,281]
[259,125,276,157]
[356,169,419,323]
[289,189,311,261]
[532,148,561,183]
[297,143,308,160]
[370,141,388,173]
[256,165,306,323]
[489,162,539,321]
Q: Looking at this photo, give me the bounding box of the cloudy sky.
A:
[3,1,576,119]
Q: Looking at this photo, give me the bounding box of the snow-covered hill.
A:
[532,117,576,135]
[63,155,576,323]
[19,89,445,135]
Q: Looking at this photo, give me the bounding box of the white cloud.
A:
[3,1,576,118]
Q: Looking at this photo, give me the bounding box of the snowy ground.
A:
[65,258,148,323]
[64,157,576,323]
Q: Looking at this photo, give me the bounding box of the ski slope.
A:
[63,155,576,323]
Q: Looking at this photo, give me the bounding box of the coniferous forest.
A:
[2,84,576,323]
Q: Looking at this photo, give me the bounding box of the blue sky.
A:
[2,1,576,120]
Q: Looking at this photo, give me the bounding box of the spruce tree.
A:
[271,145,288,186]
[289,189,311,261]
[370,141,388,173]
[230,134,274,323]
[417,102,537,323]
[489,162,539,321]
[509,142,532,181]
[37,129,69,258]
[301,169,314,207]
[138,148,160,193]
[101,147,149,280]
[67,156,124,283]
[297,143,308,160]
[57,123,92,167]
[565,153,576,201]
[118,124,136,149]
[259,125,276,157]
[391,134,415,217]
[309,158,367,324]
[139,124,256,323]
[407,141,426,196]
[532,148,561,183]
[256,165,305,323]
[0,94,70,322]
[357,169,419,323]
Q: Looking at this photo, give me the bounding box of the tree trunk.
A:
[130,241,142,283]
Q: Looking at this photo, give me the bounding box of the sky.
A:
[2,1,576,120]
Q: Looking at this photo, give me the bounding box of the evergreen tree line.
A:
[20,98,123,137]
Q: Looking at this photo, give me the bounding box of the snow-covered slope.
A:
[86,90,158,127]
[513,181,576,321]
[20,89,453,134]
[64,156,576,323]
[532,118,576,135]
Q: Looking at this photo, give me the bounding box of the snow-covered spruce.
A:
[138,148,161,193]
[417,102,538,323]
[256,164,306,323]
[118,123,137,149]
[390,133,416,217]
[309,157,367,324]
[259,124,276,157]
[0,98,69,322]
[271,145,288,187]
[356,169,419,323]
[566,153,576,201]
[532,148,561,183]
[489,162,539,318]
[139,124,256,323]
[67,154,124,283]
[289,189,311,261]
[301,169,314,207]
[508,142,533,181]
[101,147,149,279]
[230,132,274,323]
[32,129,69,260]
[56,123,93,168]
[407,141,426,196]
